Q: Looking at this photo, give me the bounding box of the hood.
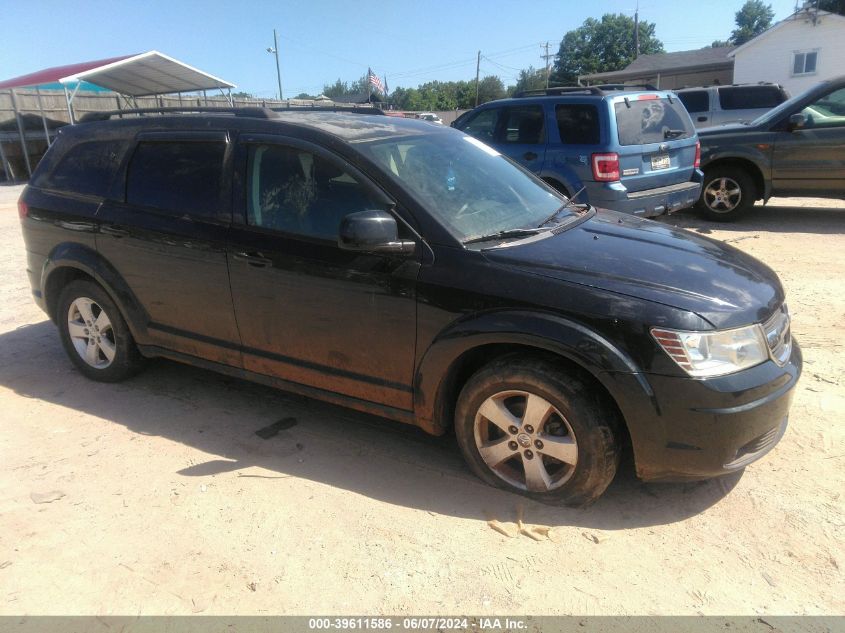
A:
[483,210,784,329]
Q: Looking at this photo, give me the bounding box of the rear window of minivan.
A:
[43,140,125,197]
[614,97,695,146]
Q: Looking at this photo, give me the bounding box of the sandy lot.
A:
[0,184,842,616]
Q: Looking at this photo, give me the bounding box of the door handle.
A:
[100,225,129,237]
[523,151,538,160]
[233,251,272,267]
[697,116,708,122]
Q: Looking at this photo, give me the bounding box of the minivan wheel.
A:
[697,167,755,221]
[57,280,144,382]
[454,356,621,507]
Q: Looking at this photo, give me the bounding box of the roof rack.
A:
[270,105,386,116]
[515,83,658,98]
[79,106,276,123]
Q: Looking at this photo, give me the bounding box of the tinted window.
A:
[555,104,600,144]
[247,144,380,240]
[719,86,785,110]
[460,108,501,142]
[499,106,544,144]
[126,141,226,218]
[614,98,695,146]
[677,90,709,114]
[47,140,124,197]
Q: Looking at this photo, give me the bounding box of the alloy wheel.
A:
[67,297,116,369]
[703,176,742,213]
[473,390,578,492]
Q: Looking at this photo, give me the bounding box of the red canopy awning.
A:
[0,55,135,90]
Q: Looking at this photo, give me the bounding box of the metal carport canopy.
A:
[58,50,235,96]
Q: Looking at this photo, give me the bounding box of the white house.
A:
[730,7,845,95]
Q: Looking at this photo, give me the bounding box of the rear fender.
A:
[41,242,149,341]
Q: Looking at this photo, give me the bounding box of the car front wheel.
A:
[57,280,144,382]
[696,166,756,221]
[454,356,621,506]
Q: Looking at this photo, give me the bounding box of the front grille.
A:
[763,305,791,366]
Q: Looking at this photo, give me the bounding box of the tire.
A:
[696,166,756,222]
[454,356,621,507]
[57,280,144,382]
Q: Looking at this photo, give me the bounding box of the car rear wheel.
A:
[454,356,621,506]
[697,166,755,221]
[58,280,144,382]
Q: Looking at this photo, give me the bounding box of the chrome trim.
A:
[763,305,791,367]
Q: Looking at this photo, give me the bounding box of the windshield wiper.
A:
[463,227,543,245]
[537,186,588,227]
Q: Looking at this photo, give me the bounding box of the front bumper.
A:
[587,169,704,218]
[607,338,802,482]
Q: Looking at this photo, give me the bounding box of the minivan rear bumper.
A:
[606,337,802,482]
[587,170,703,217]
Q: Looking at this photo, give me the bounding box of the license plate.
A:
[651,154,671,170]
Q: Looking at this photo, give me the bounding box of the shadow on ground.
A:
[658,203,844,236]
[1,320,743,530]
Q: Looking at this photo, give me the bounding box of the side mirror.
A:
[338,210,416,255]
[788,113,806,130]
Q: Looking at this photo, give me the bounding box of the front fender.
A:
[414,309,655,432]
[41,242,149,341]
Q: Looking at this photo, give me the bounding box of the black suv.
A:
[19,107,801,505]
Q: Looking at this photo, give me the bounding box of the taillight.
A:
[694,140,701,169]
[17,199,29,220]
[592,153,620,182]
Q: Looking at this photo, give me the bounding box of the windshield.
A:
[356,130,574,241]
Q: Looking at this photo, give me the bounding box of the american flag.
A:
[368,68,385,94]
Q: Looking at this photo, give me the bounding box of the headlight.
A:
[651,324,769,377]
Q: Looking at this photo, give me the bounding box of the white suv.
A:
[676,84,789,128]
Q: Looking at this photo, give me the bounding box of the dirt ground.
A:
[0,183,842,616]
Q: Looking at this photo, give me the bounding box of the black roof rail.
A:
[79,106,276,123]
[515,86,603,97]
[515,83,659,98]
[270,105,386,115]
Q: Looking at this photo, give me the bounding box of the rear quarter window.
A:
[719,86,786,110]
[126,141,226,219]
[677,90,709,114]
[614,97,695,146]
[555,104,600,144]
[43,140,125,197]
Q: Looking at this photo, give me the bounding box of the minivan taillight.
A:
[17,199,29,220]
[592,153,620,182]
[694,140,701,169]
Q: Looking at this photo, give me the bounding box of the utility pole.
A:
[474,50,481,107]
[634,6,640,58]
[541,42,553,89]
[267,29,283,100]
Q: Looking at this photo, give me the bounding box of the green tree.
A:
[730,0,775,45]
[550,14,664,86]
[476,76,506,105]
[710,39,731,48]
[509,66,548,96]
[232,91,255,99]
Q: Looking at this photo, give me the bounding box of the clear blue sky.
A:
[3,0,799,98]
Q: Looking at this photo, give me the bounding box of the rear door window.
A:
[498,106,545,144]
[126,140,227,219]
[45,140,125,197]
[614,97,695,146]
[677,90,710,114]
[555,104,600,144]
[719,86,785,110]
[459,108,502,142]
